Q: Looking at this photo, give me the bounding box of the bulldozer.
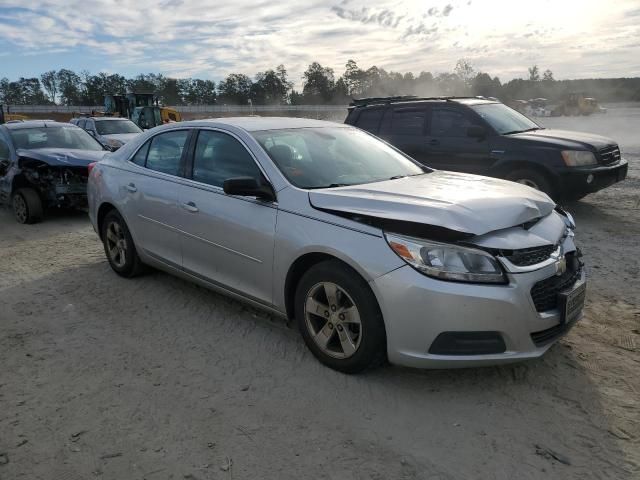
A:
[103,93,182,129]
[0,105,29,124]
[551,93,605,116]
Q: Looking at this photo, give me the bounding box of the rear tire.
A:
[12,188,43,224]
[101,210,145,278]
[295,260,386,373]
[504,169,555,198]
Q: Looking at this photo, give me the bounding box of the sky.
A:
[1,0,639,88]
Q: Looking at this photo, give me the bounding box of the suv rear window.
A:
[354,109,384,134]
[391,108,426,135]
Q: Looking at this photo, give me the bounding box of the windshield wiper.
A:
[503,127,542,135]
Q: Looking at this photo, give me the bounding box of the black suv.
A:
[345,96,628,200]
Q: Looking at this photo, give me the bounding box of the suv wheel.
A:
[505,169,554,198]
[12,188,43,224]
[101,210,144,278]
[295,260,386,373]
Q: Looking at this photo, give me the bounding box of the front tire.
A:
[295,260,386,373]
[101,210,144,278]
[504,169,555,198]
[12,188,43,224]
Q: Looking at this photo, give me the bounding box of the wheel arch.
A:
[96,202,120,240]
[489,160,559,191]
[284,251,375,321]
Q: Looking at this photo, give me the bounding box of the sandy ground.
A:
[0,108,639,480]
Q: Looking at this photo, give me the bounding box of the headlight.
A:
[561,150,597,167]
[385,233,507,284]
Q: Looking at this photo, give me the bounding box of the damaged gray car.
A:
[88,118,586,373]
[0,121,109,223]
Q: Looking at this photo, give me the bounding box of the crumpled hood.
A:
[512,128,615,150]
[17,148,108,167]
[102,133,140,144]
[308,171,556,236]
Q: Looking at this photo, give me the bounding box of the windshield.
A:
[252,127,426,189]
[10,126,104,151]
[95,120,142,135]
[472,103,541,135]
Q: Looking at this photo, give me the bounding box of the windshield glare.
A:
[472,103,540,134]
[252,127,426,189]
[96,120,142,135]
[10,126,104,151]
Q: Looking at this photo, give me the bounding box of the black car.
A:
[345,96,628,200]
[0,121,108,223]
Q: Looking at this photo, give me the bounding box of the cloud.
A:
[0,0,638,86]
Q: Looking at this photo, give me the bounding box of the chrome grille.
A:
[598,145,621,165]
[503,245,556,267]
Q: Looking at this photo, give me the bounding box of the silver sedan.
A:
[87,117,586,373]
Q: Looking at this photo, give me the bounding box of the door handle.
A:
[428,139,440,146]
[126,183,137,193]
[181,201,199,213]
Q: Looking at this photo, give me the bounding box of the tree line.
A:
[2,59,640,107]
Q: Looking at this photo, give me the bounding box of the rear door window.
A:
[145,130,190,176]
[390,108,427,136]
[354,109,384,134]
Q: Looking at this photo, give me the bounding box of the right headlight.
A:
[561,150,597,167]
[385,233,507,284]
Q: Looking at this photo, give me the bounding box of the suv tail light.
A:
[88,162,98,175]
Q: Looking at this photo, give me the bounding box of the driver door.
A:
[176,129,277,305]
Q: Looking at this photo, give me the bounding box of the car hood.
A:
[102,133,140,144]
[308,171,556,236]
[17,148,109,167]
[511,128,615,150]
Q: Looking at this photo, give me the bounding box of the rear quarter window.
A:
[354,109,384,134]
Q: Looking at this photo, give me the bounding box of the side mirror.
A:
[467,125,486,139]
[0,159,9,175]
[223,176,276,202]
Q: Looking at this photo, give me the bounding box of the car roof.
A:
[2,120,76,130]
[174,117,345,132]
[350,96,499,109]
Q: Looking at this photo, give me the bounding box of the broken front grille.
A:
[598,145,621,165]
[530,264,582,312]
[503,245,556,267]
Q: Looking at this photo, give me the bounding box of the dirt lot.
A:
[1,108,639,480]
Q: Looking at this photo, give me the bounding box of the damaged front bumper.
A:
[370,226,585,369]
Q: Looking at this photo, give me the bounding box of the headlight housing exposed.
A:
[561,150,597,167]
[385,233,507,284]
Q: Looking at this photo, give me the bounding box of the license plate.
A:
[560,281,586,324]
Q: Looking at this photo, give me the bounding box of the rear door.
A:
[118,128,192,268]
[176,128,277,305]
[424,106,492,173]
[0,134,13,203]
[378,106,430,165]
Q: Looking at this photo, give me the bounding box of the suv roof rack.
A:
[349,95,490,108]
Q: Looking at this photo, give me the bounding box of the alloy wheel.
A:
[304,282,362,359]
[516,178,541,190]
[12,194,27,223]
[105,220,127,268]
